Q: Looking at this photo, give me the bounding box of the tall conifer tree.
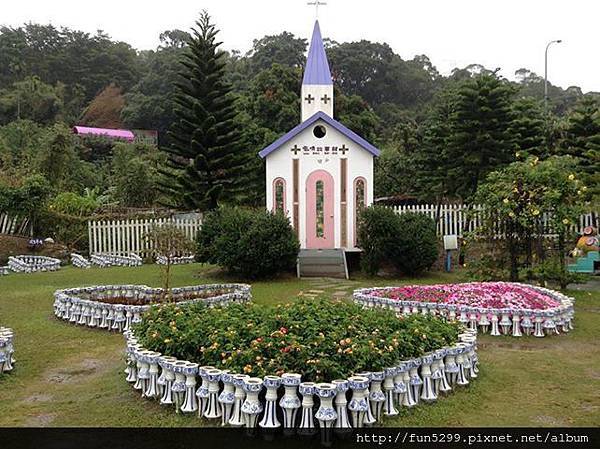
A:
[161,11,250,210]
[561,95,600,203]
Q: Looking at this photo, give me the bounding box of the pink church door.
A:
[306,170,335,249]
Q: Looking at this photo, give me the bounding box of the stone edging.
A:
[353,283,575,337]
[90,254,143,268]
[156,255,195,265]
[7,255,61,273]
[53,284,252,332]
[0,327,15,376]
[123,327,478,429]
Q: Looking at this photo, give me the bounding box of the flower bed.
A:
[124,299,478,428]
[156,255,195,265]
[353,282,575,337]
[71,253,92,269]
[91,253,143,268]
[7,255,61,273]
[0,327,15,375]
[53,284,251,333]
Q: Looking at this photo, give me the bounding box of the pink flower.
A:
[373,282,560,310]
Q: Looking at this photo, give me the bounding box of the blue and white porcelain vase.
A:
[356,372,376,425]
[204,368,223,419]
[369,371,385,421]
[135,351,150,394]
[408,361,423,406]
[533,312,545,337]
[218,370,235,426]
[401,362,416,407]
[144,351,162,399]
[455,346,469,386]
[382,367,398,416]
[259,375,281,428]
[490,311,501,336]
[444,349,459,386]
[229,374,249,427]
[332,379,351,428]
[241,377,264,428]
[195,366,214,418]
[279,373,302,428]
[511,312,522,337]
[521,311,534,336]
[315,383,337,428]
[157,356,176,400]
[348,376,369,428]
[170,361,188,413]
[159,359,176,405]
[393,363,408,408]
[299,382,316,431]
[420,355,437,402]
[478,309,490,333]
[181,362,199,413]
[499,309,512,335]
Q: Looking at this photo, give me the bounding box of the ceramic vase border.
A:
[53,284,252,332]
[353,282,574,338]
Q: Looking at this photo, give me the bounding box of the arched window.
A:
[315,180,325,237]
[273,178,286,213]
[354,177,367,245]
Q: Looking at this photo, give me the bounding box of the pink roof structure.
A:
[72,126,135,141]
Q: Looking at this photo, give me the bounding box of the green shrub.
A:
[392,213,439,275]
[134,298,460,382]
[49,191,100,216]
[357,206,401,275]
[196,207,299,279]
[357,207,438,276]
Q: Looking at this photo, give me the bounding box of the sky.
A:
[2,0,599,93]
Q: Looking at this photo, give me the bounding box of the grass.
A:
[0,264,598,427]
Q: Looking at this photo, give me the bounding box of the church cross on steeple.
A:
[307,1,327,19]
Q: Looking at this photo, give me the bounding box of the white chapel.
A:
[259,20,380,252]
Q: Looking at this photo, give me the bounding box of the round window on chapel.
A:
[313,125,327,138]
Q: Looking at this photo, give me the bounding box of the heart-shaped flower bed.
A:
[124,298,478,429]
[354,282,574,337]
[53,284,251,332]
[134,298,461,382]
[8,255,61,273]
[0,326,15,375]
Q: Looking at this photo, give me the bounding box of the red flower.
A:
[280,327,288,334]
[256,337,263,343]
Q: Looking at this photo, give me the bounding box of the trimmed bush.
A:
[134,298,460,382]
[357,206,400,275]
[196,207,299,279]
[392,212,439,275]
[357,207,438,276]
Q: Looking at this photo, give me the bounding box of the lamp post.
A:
[544,39,562,113]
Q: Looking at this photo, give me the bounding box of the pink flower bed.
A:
[372,282,561,310]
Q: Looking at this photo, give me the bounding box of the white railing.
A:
[387,204,598,237]
[87,216,202,258]
[87,206,597,256]
[0,213,31,236]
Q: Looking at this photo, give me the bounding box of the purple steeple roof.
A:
[302,20,332,85]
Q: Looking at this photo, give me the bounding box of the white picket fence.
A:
[0,213,31,236]
[87,206,598,257]
[388,204,598,237]
[87,216,202,258]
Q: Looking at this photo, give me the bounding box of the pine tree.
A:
[414,87,458,202]
[561,95,600,203]
[446,74,516,200]
[161,12,251,210]
[509,97,547,158]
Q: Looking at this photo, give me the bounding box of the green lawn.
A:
[0,264,598,427]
